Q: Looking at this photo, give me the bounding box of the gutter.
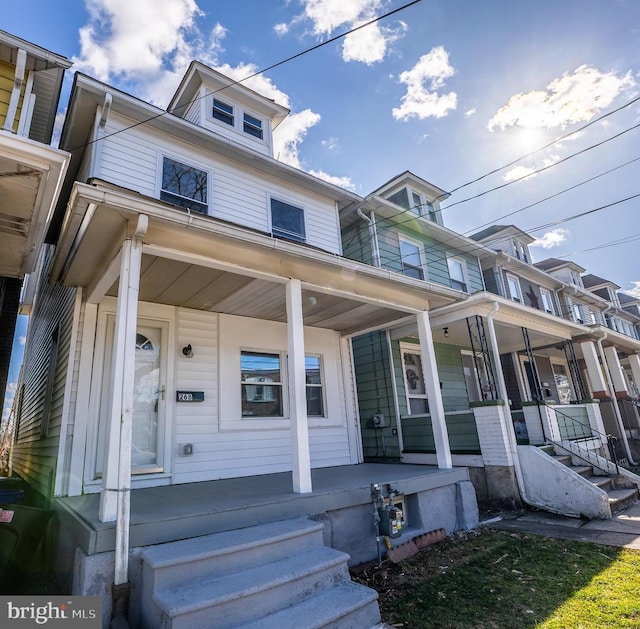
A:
[595,330,638,466]
[356,207,381,267]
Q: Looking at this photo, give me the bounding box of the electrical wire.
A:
[68,0,423,153]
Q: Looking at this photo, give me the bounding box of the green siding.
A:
[401,411,480,453]
[341,223,372,265]
[351,332,400,459]
[375,222,484,292]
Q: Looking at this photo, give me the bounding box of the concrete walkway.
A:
[482,503,640,549]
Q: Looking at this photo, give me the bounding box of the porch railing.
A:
[620,399,640,434]
[401,410,480,455]
[548,405,619,475]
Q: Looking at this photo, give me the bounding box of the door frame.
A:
[84,298,176,487]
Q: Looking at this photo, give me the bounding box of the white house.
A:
[12,62,479,627]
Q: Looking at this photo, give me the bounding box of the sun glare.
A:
[515,127,544,151]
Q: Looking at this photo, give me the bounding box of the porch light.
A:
[443,327,449,338]
[182,344,194,358]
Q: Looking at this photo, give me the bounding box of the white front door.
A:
[96,318,168,475]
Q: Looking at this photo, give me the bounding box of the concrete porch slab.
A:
[55,464,470,555]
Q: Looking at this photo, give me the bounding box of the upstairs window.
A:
[540,288,555,314]
[213,98,234,126]
[506,273,522,303]
[161,157,208,214]
[243,113,263,139]
[572,302,584,324]
[399,237,425,280]
[447,257,468,292]
[271,198,306,243]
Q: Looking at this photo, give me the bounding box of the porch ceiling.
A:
[55,183,464,336]
[104,255,409,333]
[0,134,69,277]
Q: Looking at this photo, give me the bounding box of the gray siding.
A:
[12,249,77,503]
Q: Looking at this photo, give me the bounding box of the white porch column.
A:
[628,354,640,395]
[286,278,312,493]
[416,310,452,469]
[580,341,608,398]
[604,346,629,397]
[98,216,146,587]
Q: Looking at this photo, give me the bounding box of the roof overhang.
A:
[52,73,362,243]
[51,181,465,336]
[0,131,69,277]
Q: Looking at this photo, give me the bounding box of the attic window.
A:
[213,98,234,126]
[243,113,263,139]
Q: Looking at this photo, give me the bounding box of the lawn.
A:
[352,528,640,629]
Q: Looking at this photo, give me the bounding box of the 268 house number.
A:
[176,391,205,402]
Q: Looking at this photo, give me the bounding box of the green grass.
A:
[353,529,640,629]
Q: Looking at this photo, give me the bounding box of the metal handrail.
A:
[548,405,619,475]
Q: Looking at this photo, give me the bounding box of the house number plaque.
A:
[176,391,205,402]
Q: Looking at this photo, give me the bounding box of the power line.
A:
[557,232,640,258]
[441,121,640,211]
[68,0,423,152]
[443,93,640,198]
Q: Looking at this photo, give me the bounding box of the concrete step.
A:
[141,517,324,592]
[584,475,613,491]
[152,546,352,629]
[566,464,594,477]
[608,487,639,514]
[236,581,381,629]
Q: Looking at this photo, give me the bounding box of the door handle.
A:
[160,385,166,401]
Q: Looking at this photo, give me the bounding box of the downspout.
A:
[357,208,381,267]
[486,302,534,506]
[595,331,638,466]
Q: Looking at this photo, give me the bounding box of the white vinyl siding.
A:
[12,249,78,501]
[170,310,352,485]
[91,112,342,254]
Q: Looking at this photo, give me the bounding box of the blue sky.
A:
[2,0,640,417]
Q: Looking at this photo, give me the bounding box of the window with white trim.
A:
[506,273,522,303]
[461,351,492,402]
[447,257,468,292]
[213,98,234,125]
[571,301,584,324]
[240,350,325,418]
[271,198,306,243]
[160,157,208,214]
[402,346,429,414]
[399,236,425,280]
[540,288,555,314]
[243,112,263,139]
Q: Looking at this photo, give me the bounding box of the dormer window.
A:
[513,240,529,263]
[243,113,263,139]
[213,98,234,126]
[160,156,208,214]
[570,270,582,287]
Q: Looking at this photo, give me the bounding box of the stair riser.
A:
[610,492,639,514]
[167,563,351,629]
[144,527,325,592]
[321,604,383,629]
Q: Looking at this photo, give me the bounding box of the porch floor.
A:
[56,463,469,555]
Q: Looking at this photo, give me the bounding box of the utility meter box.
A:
[378,503,404,538]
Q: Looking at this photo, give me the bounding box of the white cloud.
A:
[465,108,476,118]
[392,47,457,121]
[624,282,640,299]
[531,228,570,249]
[273,109,322,167]
[274,23,289,36]
[309,170,356,191]
[488,65,635,131]
[19,336,26,346]
[292,0,403,65]
[503,154,561,182]
[321,137,340,151]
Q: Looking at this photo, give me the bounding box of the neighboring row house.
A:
[6,32,640,629]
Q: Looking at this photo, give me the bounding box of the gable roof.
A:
[582,273,621,290]
[533,257,586,273]
[469,224,535,244]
